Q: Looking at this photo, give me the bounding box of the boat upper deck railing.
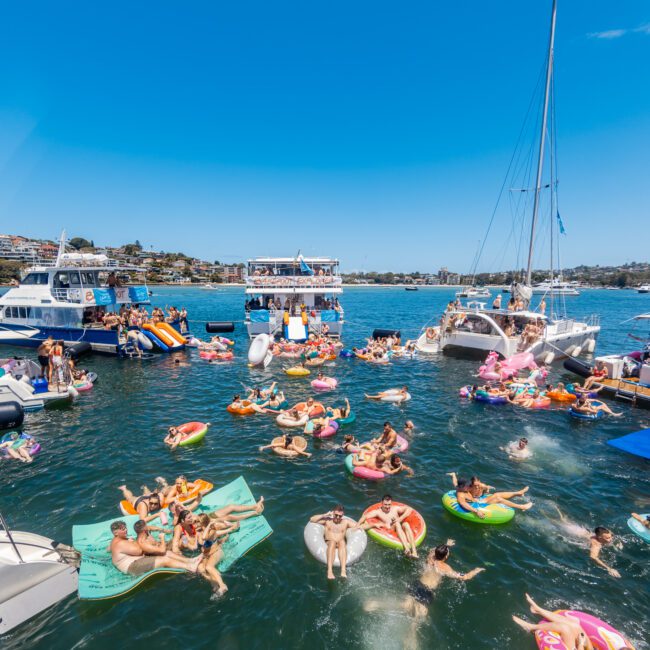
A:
[50,285,150,306]
[246,275,342,289]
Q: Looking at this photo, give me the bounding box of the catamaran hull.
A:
[437,326,600,363]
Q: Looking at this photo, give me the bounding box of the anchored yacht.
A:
[245,256,344,341]
[0,233,151,355]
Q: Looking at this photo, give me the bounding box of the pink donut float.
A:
[199,350,217,360]
[313,420,339,439]
[535,610,635,650]
[311,377,338,391]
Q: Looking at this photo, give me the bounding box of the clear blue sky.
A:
[1,1,648,273]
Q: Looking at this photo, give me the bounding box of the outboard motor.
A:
[0,401,25,431]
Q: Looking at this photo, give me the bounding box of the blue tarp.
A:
[320,310,339,322]
[129,286,150,303]
[607,428,650,460]
[92,288,114,305]
[250,310,270,323]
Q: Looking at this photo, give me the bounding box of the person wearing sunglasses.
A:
[309,505,358,580]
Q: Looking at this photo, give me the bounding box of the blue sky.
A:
[1,1,648,273]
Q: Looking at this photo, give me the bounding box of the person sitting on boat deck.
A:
[631,513,650,529]
[450,476,532,519]
[369,422,398,450]
[583,360,608,390]
[507,297,516,311]
[501,437,531,461]
[0,433,37,463]
[513,593,602,649]
[358,495,419,558]
[36,336,53,378]
[573,396,622,417]
[514,297,524,310]
[110,520,199,576]
[382,454,414,477]
[365,386,409,402]
[259,433,312,458]
[327,398,351,420]
[492,294,502,309]
[310,505,358,580]
[589,526,621,578]
[118,485,163,521]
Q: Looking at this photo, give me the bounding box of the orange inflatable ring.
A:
[227,400,256,415]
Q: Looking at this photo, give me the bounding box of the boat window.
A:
[18,306,30,319]
[80,271,97,286]
[21,273,49,285]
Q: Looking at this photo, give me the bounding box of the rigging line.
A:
[472,60,547,277]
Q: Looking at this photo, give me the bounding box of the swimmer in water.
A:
[589,526,621,578]
[513,593,596,649]
[552,508,621,577]
[501,437,531,461]
[365,386,409,402]
[402,420,415,435]
[364,540,484,650]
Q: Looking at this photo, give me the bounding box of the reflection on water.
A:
[1,287,649,650]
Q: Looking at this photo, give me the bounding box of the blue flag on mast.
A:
[556,211,566,235]
[298,254,314,275]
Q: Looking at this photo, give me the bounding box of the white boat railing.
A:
[246,276,342,289]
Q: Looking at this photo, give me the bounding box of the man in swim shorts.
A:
[357,494,419,558]
[370,422,398,450]
[309,505,358,580]
[110,520,199,576]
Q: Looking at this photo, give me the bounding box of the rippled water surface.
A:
[1,287,649,649]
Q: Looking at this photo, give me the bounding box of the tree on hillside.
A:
[69,237,92,250]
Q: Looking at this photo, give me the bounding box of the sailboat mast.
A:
[526,0,557,287]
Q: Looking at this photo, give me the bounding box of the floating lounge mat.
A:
[72,476,272,600]
[607,428,650,460]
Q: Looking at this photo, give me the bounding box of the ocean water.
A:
[1,287,649,650]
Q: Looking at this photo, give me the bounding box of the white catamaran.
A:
[416,0,600,362]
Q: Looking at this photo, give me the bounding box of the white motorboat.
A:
[0,232,152,355]
[532,279,580,295]
[638,285,650,294]
[455,287,491,299]
[245,255,344,341]
[415,0,600,360]
[0,513,79,635]
[201,283,220,290]
[0,358,76,411]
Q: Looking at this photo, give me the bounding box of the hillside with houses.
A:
[0,234,244,285]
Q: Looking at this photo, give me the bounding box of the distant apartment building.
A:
[438,266,449,283]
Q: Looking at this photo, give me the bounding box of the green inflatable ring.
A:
[335,411,356,426]
[442,490,514,525]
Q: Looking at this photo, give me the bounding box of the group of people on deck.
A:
[112,476,265,596]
